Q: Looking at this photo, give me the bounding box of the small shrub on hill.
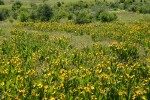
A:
[74,11,93,24]
[67,13,73,20]
[128,5,137,12]
[95,8,104,20]
[0,0,4,5]
[119,0,125,3]
[52,10,68,21]
[29,11,37,21]
[0,8,9,21]
[12,12,18,19]
[138,6,150,14]
[99,12,117,22]
[19,12,28,22]
[30,3,37,10]
[12,1,22,11]
[67,1,89,11]
[37,4,53,21]
[57,1,61,7]
[109,2,119,10]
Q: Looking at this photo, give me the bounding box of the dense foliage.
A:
[0,0,4,5]
[74,11,93,24]
[37,4,53,21]
[0,9,9,21]
[1,0,150,23]
[12,1,22,11]
[0,21,149,99]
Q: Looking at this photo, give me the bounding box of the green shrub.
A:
[138,6,150,14]
[132,0,135,2]
[128,5,137,12]
[37,4,53,21]
[68,1,89,11]
[19,12,28,22]
[118,3,125,9]
[98,12,117,22]
[12,12,18,19]
[95,8,104,20]
[30,3,37,10]
[68,13,73,20]
[126,0,134,3]
[29,11,37,21]
[74,1,88,9]
[0,8,9,21]
[75,11,93,24]
[12,1,22,11]
[0,0,4,5]
[52,10,68,21]
[109,2,119,9]
[57,1,61,7]
[122,2,129,9]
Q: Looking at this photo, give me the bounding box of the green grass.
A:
[114,10,150,23]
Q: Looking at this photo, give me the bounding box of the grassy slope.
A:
[0,0,150,48]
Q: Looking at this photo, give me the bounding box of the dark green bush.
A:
[138,6,150,14]
[75,11,93,24]
[125,0,134,4]
[0,0,4,5]
[95,8,104,20]
[98,12,117,22]
[53,10,68,21]
[62,2,64,4]
[12,12,18,19]
[12,1,22,10]
[57,2,61,7]
[109,2,119,9]
[128,5,137,12]
[19,12,28,22]
[122,2,129,9]
[68,14,73,20]
[37,4,53,21]
[68,1,89,11]
[119,0,125,3]
[118,3,125,9]
[29,11,37,21]
[30,3,37,10]
[132,0,135,2]
[0,9,9,21]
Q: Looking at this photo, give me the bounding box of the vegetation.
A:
[0,9,9,21]
[98,12,117,22]
[0,21,150,100]
[37,4,53,21]
[0,0,4,5]
[74,11,93,24]
[12,1,22,11]
[0,0,150,23]
[0,0,150,100]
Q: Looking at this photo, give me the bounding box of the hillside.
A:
[0,0,150,100]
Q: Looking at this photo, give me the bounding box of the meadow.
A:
[0,0,150,100]
[0,21,150,99]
